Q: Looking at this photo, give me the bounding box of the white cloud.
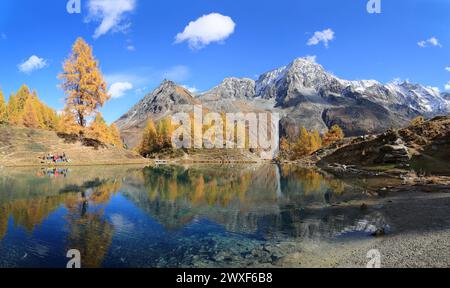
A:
[162,65,190,82]
[134,87,148,95]
[181,85,198,94]
[109,82,133,98]
[0,33,6,40]
[105,72,147,86]
[86,0,136,39]
[428,86,440,93]
[175,13,236,49]
[418,37,442,48]
[126,45,135,51]
[304,55,317,63]
[392,77,410,85]
[445,67,450,72]
[18,55,48,74]
[392,78,402,84]
[105,65,190,93]
[445,82,450,91]
[307,29,335,48]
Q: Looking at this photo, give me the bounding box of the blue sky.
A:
[0,0,449,123]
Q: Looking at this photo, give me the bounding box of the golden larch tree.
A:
[139,119,158,156]
[7,94,21,125]
[279,137,291,159]
[156,117,173,149]
[109,124,122,147]
[3,85,59,131]
[293,127,310,157]
[21,97,40,128]
[15,85,32,112]
[88,113,110,143]
[410,116,425,126]
[41,106,60,131]
[322,124,345,147]
[311,130,322,151]
[291,127,323,158]
[0,90,7,123]
[59,38,109,130]
[59,108,81,135]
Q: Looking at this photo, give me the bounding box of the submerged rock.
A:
[360,203,368,211]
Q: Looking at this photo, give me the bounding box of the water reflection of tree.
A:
[65,208,114,268]
[123,165,349,235]
[141,165,346,209]
[143,166,251,208]
[63,178,121,268]
[0,165,354,256]
[0,195,69,240]
[279,165,345,201]
[0,169,123,267]
[0,206,9,240]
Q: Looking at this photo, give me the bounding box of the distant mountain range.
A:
[115,57,450,149]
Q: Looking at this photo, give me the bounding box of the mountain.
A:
[115,80,200,148]
[115,57,450,150]
[200,77,255,101]
[254,58,448,115]
[255,58,346,104]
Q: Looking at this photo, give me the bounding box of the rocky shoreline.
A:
[145,185,450,268]
[209,187,450,268]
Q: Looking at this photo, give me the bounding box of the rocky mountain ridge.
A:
[115,57,450,149]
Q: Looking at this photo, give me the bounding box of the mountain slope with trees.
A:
[0,126,144,166]
[115,58,450,153]
[320,116,450,175]
[0,38,148,166]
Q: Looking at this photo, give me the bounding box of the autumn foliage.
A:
[86,113,122,146]
[0,89,8,124]
[0,38,122,147]
[138,118,174,157]
[59,38,109,128]
[410,116,425,126]
[322,124,345,147]
[0,85,59,130]
[280,124,345,160]
[58,38,122,146]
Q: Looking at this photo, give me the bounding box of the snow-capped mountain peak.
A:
[116,57,450,148]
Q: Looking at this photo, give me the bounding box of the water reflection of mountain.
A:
[121,165,386,239]
[0,164,388,255]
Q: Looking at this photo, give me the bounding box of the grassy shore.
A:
[0,126,150,167]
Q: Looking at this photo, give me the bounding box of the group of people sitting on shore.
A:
[43,153,70,164]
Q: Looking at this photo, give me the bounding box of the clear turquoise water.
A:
[0,164,385,268]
